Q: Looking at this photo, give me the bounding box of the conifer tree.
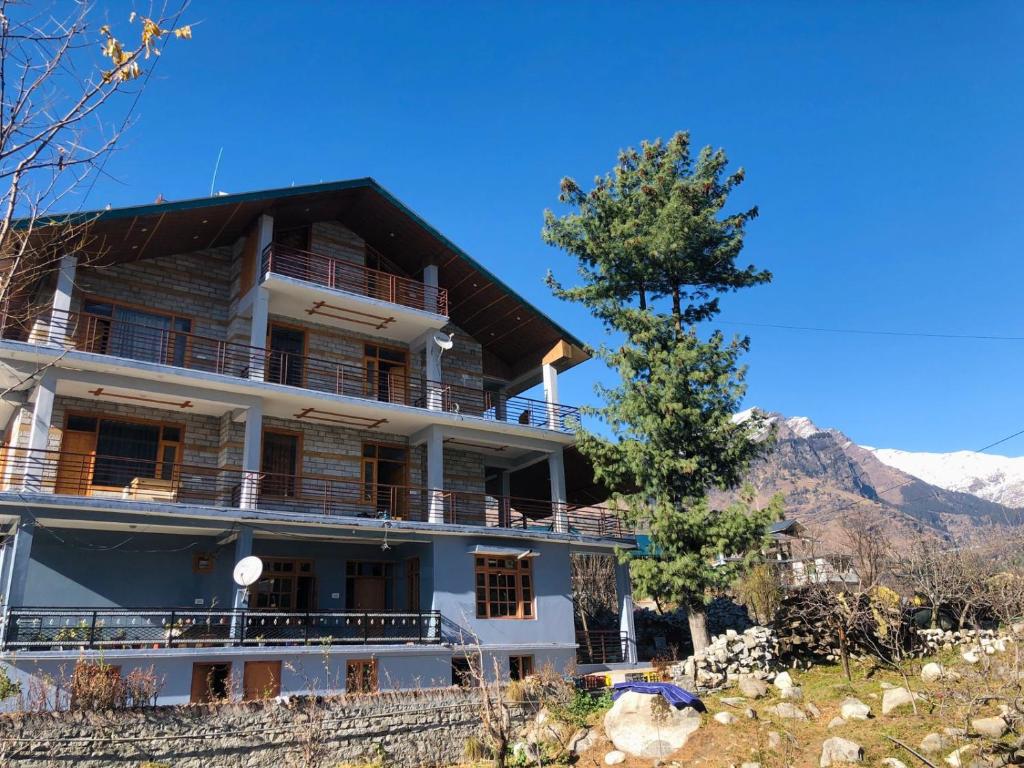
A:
[543,131,778,651]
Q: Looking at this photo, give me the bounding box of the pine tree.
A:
[543,131,779,651]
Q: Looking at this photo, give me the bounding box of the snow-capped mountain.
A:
[866,448,1024,509]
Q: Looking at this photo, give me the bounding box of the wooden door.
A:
[243,660,281,701]
[352,577,386,611]
[55,430,97,495]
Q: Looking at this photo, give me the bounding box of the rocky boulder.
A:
[820,737,864,767]
[839,698,871,721]
[881,687,917,715]
[603,690,702,758]
[739,677,770,699]
[971,715,1008,739]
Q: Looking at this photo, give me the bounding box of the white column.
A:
[248,287,269,382]
[3,516,35,609]
[255,214,274,276]
[424,333,443,411]
[542,362,559,430]
[423,263,439,313]
[239,403,263,509]
[615,560,638,664]
[426,426,445,524]
[23,369,56,492]
[548,448,568,533]
[48,254,77,345]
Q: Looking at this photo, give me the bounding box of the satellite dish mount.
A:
[432,331,454,356]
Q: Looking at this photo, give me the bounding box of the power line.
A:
[719,320,1024,342]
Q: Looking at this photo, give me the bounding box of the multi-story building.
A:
[0,179,637,705]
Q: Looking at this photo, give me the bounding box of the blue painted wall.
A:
[430,535,575,647]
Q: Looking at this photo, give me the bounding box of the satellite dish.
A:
[233,556,264,587]
[432,331,454,351]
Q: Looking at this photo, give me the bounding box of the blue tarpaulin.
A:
[611,682,706,712]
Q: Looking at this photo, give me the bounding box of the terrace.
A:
[0,448,634,541]
[10,309,579,432]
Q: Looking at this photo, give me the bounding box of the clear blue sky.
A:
[82,1,1024,455]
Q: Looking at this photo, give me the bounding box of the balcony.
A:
[261,244,448,341]
[2,607,441,651]
[19,310,579,433]
[0,448,635,541]
[575,629,630,665]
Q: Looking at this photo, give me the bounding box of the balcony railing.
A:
[262,243,449,317]
[575,629,629,665]
[2,607,442,650]
[21,310,579,432]
[0,448,635,541]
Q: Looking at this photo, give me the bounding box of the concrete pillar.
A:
[239,403,263,509]
[542,362,559,430]
[3,516,35,609]
[548,448,568,533]
[425,426,445,524]
[248,287,269,382]
[424,332,443,411]
[48,253,77,345]
[23,369,56,492]
[423,263,439,314]
[615,560,638,664]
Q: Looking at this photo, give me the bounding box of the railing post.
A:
[304,611,310,645]
[418,612,423,644]
[239,610,247,646]
[167,610,175,648]
[88,611,98,648]
[363,612,369,644]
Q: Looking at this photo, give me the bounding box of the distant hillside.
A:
[725,411,1022,547]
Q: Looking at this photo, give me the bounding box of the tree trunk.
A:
[838,626,852,681]
[688,606,710,654]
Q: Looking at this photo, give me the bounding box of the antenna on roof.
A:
[209,147,224,197]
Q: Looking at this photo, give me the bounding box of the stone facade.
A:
[0,688,537,767]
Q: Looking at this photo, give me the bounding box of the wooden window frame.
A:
[79,294,196,365]
[250,557,315,611]
[346,658,378,693]
[260,427,303,499]
[363,342,409,404]
[61,411,187,493]
[359,441,409,510]
[474,556,535,620]
[509,655,534,681]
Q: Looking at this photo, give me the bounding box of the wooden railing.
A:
[262,244,449,316]
[2,607,442,650]
[575,629,628,664]
[27,310,579,432]
[0,448,635,541]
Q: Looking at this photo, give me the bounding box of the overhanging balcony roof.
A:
[22,178,589,386]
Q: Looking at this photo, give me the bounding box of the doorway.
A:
[363,343,407,404]
[346,561,394,611]
[360,443,408,518]
[250,559,317,611]
[267,324,306,388]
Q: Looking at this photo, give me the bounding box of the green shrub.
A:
[549,688,613,728]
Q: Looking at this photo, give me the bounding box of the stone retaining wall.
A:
[0,688,535,767]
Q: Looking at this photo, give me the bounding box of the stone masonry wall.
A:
[70,248,234,341]
[0,688,536,768]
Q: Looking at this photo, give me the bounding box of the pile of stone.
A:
[916,627,1016,656]
[668,626,780,690]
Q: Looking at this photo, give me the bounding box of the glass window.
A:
[474,556,535,619]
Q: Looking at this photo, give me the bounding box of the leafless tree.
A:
[465,649,515,768]
[0,1,191,331]
[570,552,617,660]
[839,507,893,589]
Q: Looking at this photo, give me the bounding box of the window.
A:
[475,556,534,619]
[509,655,534,681]
[261,430,300,497]
[251,559,315,610]
[346,561,394,610]
[80,298,191,366]
[346,659,378,693]
[267,324,306,387]
[59,415,184,491]
[191,662,231,703]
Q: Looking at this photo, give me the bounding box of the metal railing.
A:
[0,448,635,541]
[2,607,442,650]
[20,310,579,432]
[262,243,449,317]
[575,629,628,664]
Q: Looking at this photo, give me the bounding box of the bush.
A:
[549,688,614,728]
[0,666,21,701]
